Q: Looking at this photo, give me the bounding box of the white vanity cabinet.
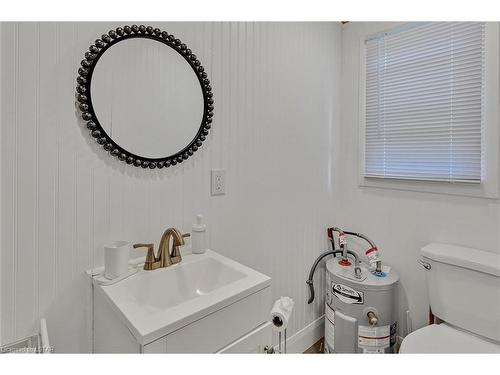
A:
[142,289,271,353]
[91,250,272,353]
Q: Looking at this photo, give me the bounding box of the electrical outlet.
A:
[211,169,226,196]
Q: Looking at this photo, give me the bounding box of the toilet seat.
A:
[399,324,500,353]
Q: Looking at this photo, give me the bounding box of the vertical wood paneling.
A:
[37,23,57,324]
[0,22,17,342]
[0,22,3,342]
[1,22,340,351]
[34,22,40,335]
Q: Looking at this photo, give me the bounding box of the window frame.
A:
[358,22,500,199]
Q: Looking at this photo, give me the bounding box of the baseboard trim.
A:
[272,319,403,354]
[275,315,325,354]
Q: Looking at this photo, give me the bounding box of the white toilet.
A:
[400,243,500,353]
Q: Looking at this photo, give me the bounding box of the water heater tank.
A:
[325,257,399,353]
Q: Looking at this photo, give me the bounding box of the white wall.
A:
[0,22,3,344]
[0,22,341,351]
[337,22,500,335]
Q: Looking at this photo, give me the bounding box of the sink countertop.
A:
[89,249,271,345]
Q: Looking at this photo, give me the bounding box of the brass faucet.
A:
[133,228,190,271]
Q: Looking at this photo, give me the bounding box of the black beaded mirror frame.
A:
[76,25,214,169]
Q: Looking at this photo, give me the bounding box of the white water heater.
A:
[324,257,399,353]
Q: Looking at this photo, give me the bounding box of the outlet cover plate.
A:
[211,169,226,196]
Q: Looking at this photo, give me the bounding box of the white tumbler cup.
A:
[104,240,130,279]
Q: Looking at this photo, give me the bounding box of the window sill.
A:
[359,176,499,199]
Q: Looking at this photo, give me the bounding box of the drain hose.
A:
[306,250,343,304]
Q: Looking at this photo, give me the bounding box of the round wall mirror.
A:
[76,25,214,169]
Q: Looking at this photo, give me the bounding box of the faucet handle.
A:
[133,243,156,269]
[169,229,187,265]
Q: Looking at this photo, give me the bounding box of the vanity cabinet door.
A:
[165,287,271,353]
[217,322,272,353]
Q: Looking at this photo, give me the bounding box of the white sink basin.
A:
[125,256,246,311]
[93,249,271,344]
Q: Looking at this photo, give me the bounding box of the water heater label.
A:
[358,324,390,351]
[332,283,364,304]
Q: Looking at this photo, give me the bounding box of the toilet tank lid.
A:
[421,243,500,277]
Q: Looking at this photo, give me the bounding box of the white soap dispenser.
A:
[191,214,207,254]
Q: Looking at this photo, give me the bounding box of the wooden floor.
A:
[303,337,324,353]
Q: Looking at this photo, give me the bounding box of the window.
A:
[364,22,486,184]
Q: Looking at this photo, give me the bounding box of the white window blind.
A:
[364,22,485,183]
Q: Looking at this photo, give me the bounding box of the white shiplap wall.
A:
[0,22,3,344]
[1,22,340,352]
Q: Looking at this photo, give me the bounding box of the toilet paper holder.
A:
[263,329,287,354]
[278,328,287,354]
[270,296,294,354]
[272,315,287,353]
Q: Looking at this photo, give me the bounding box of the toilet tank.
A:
[421,243,500,342]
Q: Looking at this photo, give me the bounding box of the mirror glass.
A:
[90,38,204,159]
